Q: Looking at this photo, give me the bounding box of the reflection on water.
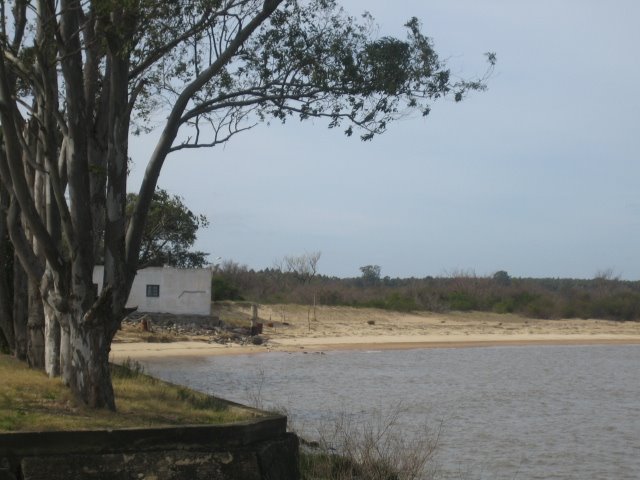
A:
[142,345,640,479]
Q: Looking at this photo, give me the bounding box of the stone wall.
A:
[0,415,299,480]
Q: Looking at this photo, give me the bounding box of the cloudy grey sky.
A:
[129,0,640,280]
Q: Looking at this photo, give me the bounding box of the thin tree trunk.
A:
[59,319,72,385]
[0,275,14,355]
[27,278,45,368]
[43,179,62,376]
[0,331,8,354]
[0,187,15,353]
[12,256,28,361]
[43,301,61,377]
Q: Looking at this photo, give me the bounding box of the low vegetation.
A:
[299,407,439,480]
[213,262,640,321]
[0,355,255,432]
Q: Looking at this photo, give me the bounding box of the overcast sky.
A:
[129,0,640,280]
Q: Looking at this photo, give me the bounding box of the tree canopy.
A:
[0,0,493,409]
[127,189,209,269]
[360,265,382,285]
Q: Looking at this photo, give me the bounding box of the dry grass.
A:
[0,354,257,432]
[300,406,440,480]
[246,304,532,340]
[211,301,256,327]
[243,303,640,340]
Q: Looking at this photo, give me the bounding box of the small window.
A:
[146,284,160,297]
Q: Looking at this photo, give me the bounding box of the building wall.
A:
[93,266,211,316]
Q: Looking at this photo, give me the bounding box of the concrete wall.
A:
[93,266,211,316]
[0,415,299,480]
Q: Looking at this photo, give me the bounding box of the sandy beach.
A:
[109,305,640,361]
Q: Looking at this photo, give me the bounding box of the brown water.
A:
[144,345,640,479]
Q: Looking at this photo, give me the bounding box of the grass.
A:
[0,354,258,432]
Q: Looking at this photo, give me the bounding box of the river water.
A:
[142,345,640,479]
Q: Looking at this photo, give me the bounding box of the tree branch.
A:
[0,53,65,273]
[6,196,45,282]
[125,0,285,276]
[129,8,217,79]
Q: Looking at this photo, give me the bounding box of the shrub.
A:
[300,407,439,480]
[447,292,477,311]
[211,276,244,301]
[590,292,640,321]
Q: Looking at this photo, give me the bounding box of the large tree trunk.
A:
[12,257,28,361]
[57,297,116,410]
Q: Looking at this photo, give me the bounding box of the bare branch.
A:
[169,123,256,152]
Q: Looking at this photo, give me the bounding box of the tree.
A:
[360,265,382,286]
[0,0,493,409]
[0,167,45,365]
[212,260,249,301]
[282,251,321,284]
[126,188,209,268]
[493,270,511,286]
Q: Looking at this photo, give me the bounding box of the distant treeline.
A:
[211,262,640,321]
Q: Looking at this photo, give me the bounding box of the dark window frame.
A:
[146,284,160,297]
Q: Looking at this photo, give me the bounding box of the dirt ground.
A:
[110,303,640,361]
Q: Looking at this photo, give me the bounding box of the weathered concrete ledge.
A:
[0,414,299,479]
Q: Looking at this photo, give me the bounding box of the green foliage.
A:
[522,296,556,319]
[212,276,244,301]
[127,188,209,268]
[493,270,511,286]
[362,37,412,94]
[360,265,381,286]
[447,292,477,311]
[590,292,640,321]
[175,386,228,411]
[111,358,146,379]
[233,1,494,141]
[210,263,640,320]
[491,292,539,314]
[317,289,345,306]
[364,293,419,312]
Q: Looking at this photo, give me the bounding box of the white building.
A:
[93,266,212,316]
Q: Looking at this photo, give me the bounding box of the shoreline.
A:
[111,306,640,361]
[110,334,640,361]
